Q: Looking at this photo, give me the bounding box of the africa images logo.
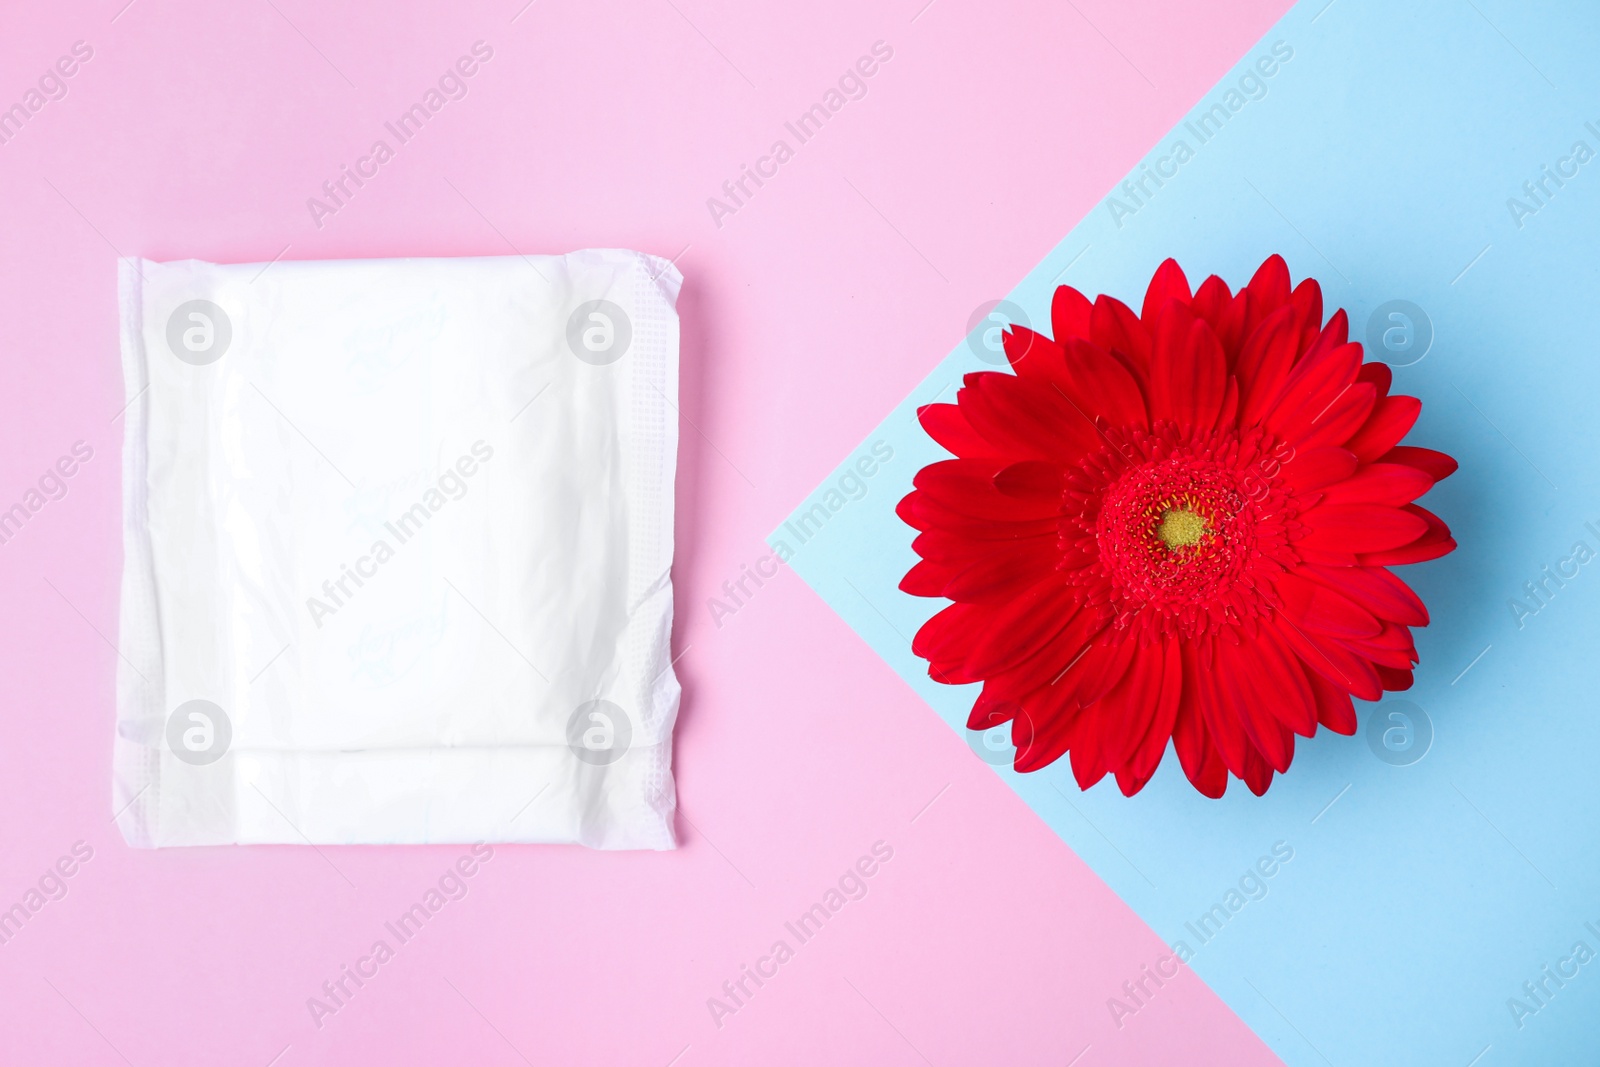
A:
[1102,39,1294,229]
[166,299,232,365]
[304,442,495,628]
[165,700,232,765]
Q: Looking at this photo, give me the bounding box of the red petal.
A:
[1342,622,1418,670]
[1288,277,1324,352]
[1293,543,1359,567]
[1190,640,1251,778]
[1001,325,1066,380]
[1316,463,1436,507]
[909,601,975,659]
[942,542,1063,603]
[992,460,1063,499]
[1279,446,1358,492]
[1276,570,1382,637]
[980,609,1110,701]
[1060,338,1148,431]
[1263,342,1363,443]
[1055,631,1139,709]
[1148,305,1226,430]
[1011,662,1090,755]
[1172,694,1228,799]
[1298,382,1377,451]
[957,373,1099,463]
[967,689,1018,730]
[899,558,958,597]
[913,459,1060,521]
[1115,764,1158,797]
[1272,613,1383,701]
[1259,626,1319,737]
[1381,445,1458,482]
[1345,395,1421,462]
[1067,708,1114,790]
[1052,285,1094,344]
[1358,539,1456,567]
[1241,745,1281,796]
[1090,295,1152,377]
[1012,700,1077,773]
[1302,308,1350,366]
[1300,563,1429,626]
[1245,254,1292,318]
[1357,505,1455,565]
[1376,665,1414,691]
[1215,636,1295,772]
[918,403,998,459]
[895,491,1058,536]
[1356,359,1391,398]
[912,602,985,683]
[1214,288,1253,364]
[1100,649,1166,768]
[1216,376,1240,429]
[1191,275,1233,346]
[1126,639,1183,782]
[961,581,1083,677]
[912,529,1055,568]
[1236,305,1300,425]
[1141,258,1193,323]
[1308,671,1357,734]
[1297,503,1430,554]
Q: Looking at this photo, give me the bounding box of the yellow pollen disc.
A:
[1156,507,1208,550]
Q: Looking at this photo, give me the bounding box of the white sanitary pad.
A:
[114,251,681,849]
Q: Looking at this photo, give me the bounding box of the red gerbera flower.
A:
[899,255,1457,798]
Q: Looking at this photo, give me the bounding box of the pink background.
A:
[0,0,1293,1063]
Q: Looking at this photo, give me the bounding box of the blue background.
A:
[774,1,1600,1062]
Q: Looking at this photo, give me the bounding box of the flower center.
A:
[1059,426,1301,640]
[1095,459,1245,611]
[1156,506,1208,550]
